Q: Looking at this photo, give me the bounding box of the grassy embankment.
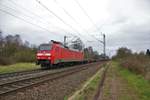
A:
[112,62,150,100]
[119,54,150,80]
[0,63,40,74]
[115,61,150,100]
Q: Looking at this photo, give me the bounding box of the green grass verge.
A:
[114,62,150,100]
[79,74,101,100]
[64,96,68,100]
[0,63,40,74]
[72,67,103,100]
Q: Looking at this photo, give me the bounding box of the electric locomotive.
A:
[36,40,84,69]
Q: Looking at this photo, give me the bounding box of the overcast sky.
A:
[0,0,150,56]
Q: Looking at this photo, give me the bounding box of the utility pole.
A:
[64,36,67,46]
[103,34,106,59]
[99,33,106,59]
[87,33,106,59]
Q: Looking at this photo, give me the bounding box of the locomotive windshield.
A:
[39,44,51,50]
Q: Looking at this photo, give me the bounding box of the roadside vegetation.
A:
[111,47,150,99]
[114,62,150,100]
[0,31,37,65]
[100,61,150,100]
[113,47,150,80]
[0,63,40,74]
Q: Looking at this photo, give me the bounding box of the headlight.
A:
[37,53,43,56]
[45,53,51,56]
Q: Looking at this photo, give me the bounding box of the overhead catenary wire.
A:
[74,0,107,55]
[68,0,105,42]
[74,0,108,35]
[54,0,98,40]
[74,2,106,38]
[54,0,82,29]
[0,0,86,46]
[54,0,105,48]
[54,0,107,47]
[0,8,55,34]
[0,4,42,24]
[74,0,101,32]
[7,0,69,34]
[74,0,99,30]
[35,0,86,39]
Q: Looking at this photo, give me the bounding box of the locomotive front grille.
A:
[37,59,50,65]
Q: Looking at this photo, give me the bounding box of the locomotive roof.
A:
[39,40,82,52]
[51,40,82,52]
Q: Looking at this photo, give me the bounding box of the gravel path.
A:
[100,63,139,100]
[1,62,102,100]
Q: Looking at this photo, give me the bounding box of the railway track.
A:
[0,69,42,79]
[0,62,98,97]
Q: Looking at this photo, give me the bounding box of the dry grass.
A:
[119,54,150,80]
[0,63,40,74]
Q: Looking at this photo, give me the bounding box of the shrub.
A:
[12,50,36,63]
[0,33,37,65]
[114,47,150,80]
[0,57,14,65]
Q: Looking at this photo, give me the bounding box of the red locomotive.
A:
[36,40,84,69]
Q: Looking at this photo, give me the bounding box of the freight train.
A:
[36,40,86,69]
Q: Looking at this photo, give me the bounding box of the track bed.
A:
[0,62,103,100]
